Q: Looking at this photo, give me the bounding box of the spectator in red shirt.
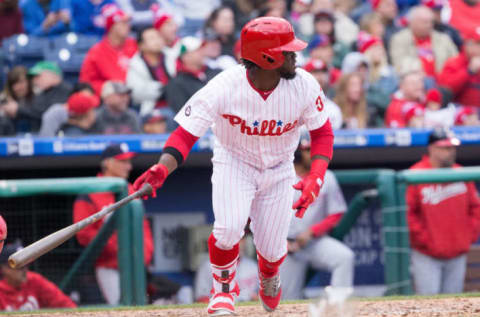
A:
[385,71,425,128]
[438,33,480,108]
[389,6,457,80]
[73,144,154,305]
[0,244,77,311]
[0,0,23,44]
[403,102,425,128]
[445,0,480,42]
[407,128,480,295]
[455,106,480,126]
[80,4,138,96]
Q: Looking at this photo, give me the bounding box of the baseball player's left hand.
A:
[296,229,313,248]
[292,176,322,218]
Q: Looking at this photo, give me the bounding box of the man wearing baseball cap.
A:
[407,127,480,295]
[0,243,76,311]
[96,81,141,134]
[438,32,480,107]
[73,143,154,305]
[58,92,100,136]
[79,4,137,96]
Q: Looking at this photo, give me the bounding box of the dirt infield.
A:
[7,296,480,317]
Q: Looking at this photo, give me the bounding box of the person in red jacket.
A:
[385,71,425,128]
[73,144,154,305]
[407,128,480,295]
[445,0,480,42]
[0,244,77,311]
[79,4,138,96]
[438,33,480,107]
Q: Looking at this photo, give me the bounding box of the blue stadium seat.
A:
[1,34,47,68]
[50,32,101,53]
[43,46,86,85]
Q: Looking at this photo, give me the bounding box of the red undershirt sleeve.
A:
[309,119,334,161]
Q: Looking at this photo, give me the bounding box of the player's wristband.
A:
[162,126,199,166]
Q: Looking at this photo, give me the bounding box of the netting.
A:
[0,194,104,305]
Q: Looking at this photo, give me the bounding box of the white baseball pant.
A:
[211,156,296,262]
[95,267,120,305]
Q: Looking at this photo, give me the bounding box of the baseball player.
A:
[0,215,6,254]
[133,17,334,316]
[280,138,354,299]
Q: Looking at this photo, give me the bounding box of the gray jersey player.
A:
[280,139,354,299]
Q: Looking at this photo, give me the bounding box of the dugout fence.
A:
[333,169,410,295]
[0,177,147,305]
[1,168,477,305]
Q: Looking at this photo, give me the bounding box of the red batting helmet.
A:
[241,17,307,70]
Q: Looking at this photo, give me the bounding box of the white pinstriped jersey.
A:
[174,65,329,169]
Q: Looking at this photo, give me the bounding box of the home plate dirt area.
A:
[8,296,480,317]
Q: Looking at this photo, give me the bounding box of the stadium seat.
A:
[43,46,86,85]
[49,32,101,53]
[1,34,47,68]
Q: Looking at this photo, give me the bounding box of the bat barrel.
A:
[8,184,152,269]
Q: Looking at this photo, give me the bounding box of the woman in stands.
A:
[0,66,34,133]
[202,6,236,57]
[334,72,368,129]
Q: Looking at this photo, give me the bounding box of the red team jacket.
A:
[385,92,422,128]
[0,271,76,311]
[407,156,480,259]
[79,37,137,96]
[438,52,480,108]
[73,182,154,269]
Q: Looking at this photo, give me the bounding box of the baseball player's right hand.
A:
[133,163,169,199]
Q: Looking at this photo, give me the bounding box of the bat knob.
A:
[140,184,153,196]
[8,257,18,269]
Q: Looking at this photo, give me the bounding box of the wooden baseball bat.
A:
[8,184,152,269]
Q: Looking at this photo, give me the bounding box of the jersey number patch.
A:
[316,96,324,112]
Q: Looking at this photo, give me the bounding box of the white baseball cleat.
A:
[207,292,237,316]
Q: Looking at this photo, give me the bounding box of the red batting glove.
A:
[292,176,322,218]
[133,164,169,199]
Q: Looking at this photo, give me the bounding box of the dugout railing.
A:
[394,166,480,296]
[0,177,147,305]
[333,169,408,295]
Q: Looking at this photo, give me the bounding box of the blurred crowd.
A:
[1,0,480,137]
